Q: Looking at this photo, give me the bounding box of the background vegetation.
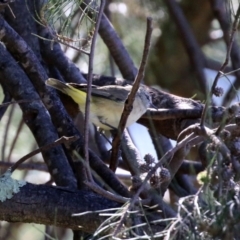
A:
[0,0,240,239]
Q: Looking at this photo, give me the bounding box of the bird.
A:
[46,78,153,130]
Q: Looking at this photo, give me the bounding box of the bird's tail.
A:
[46,78,71,94]
[46,78,86,105]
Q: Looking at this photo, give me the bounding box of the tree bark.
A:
[0,183,120,232]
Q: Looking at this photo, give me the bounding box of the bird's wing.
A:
[68,84,131,102]
[67,83,97,90]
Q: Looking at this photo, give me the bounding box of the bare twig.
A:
[80,0,137,80]
[7,118,24,162]
[84,0,105,183]
[0,99,41,108]
[201,3,240,126]
[10,136,78,173]
[110,17,153,172]
[161,123,232,195]
[141,133,197,189]
[160,136,203,195]
[84,181,130,203]
[209,1,240,106]
[7,4,16,19]
[0,161,48,172]
[0,86,11,122]
[1,104,14,161]
[31,33,90,55]
[113,132,196,236]
[211,4,240,92]
[205,57,232,73]
[37,27,86,84]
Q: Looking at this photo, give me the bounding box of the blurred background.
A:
[0,0,239,239]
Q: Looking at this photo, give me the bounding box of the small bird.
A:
[46,78,153,130]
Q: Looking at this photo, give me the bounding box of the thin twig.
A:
[31,33,90,55]
[10,136,78,173]
[0,87,11,121]
[0,99,41,107]
[84,0,105,183]
[0,99,41,161]
[1,104,14,161]
[7,118,24,162]
[201,4,240,126]
[138,133,197,194]
[84,181,130,203]
[160,136,203,195]
[110,17,153,172]
[211,1,240,93]
[0,161,48,172]
[85,181,151,217]
[210,1,240,105]
[7,4,16,19]
[113,132,196,237]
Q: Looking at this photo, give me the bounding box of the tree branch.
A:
[0,183,120,232]
[0,39,77,188]
[110,17,153,172]
[84,0,105,183]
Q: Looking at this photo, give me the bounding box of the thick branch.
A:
[98,14,137,80]
[0,15,129,196]
[0,39,77,188]
[0,183,120,232]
